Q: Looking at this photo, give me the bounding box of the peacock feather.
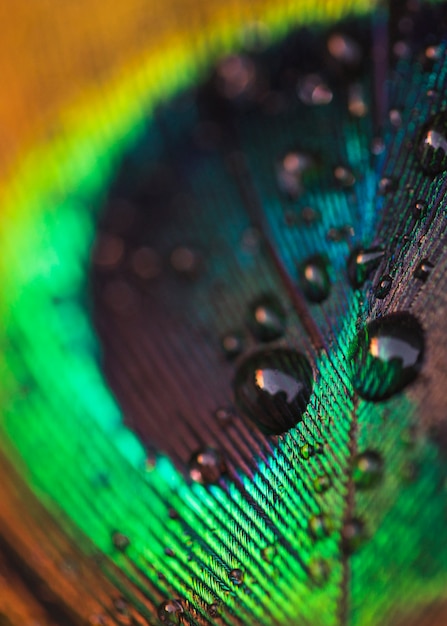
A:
[0,1,446,625]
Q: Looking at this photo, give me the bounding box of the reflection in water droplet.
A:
[299,255,331,303]
[298,74,333,105]
[417,113,447,174]
[247,295,286,341]
[342,518,367,553]
[112,531,130,552]
[353,451,383,488]
[158,599,184,624]
[189,448,226,484]
[229,568,244,585]
[351,313,424,401]
[375,274,392,299]
[234,348,313,435]
[347,247,385,288]
[277,152,315,198]
[221,332,245,359]
[414,258,434,281]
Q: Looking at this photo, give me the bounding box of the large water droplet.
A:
[351,313,424,401]
[247,295,286,341]
[353,451,383,488]
[347,247,385,288]
[189,448,226,484]
[299,255,330,303]
[417,113,447,174]
[234,348,313,435]
[158,599,184,624]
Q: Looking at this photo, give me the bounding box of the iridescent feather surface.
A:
[0,1,447,625]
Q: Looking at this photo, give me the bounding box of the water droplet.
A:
[298,74,333,105]
[130,247,161,280]
[327,33,362,65]
[261,544,277,563]
[351,312,424,401]
[170,246,201,277]
[214,406,236,427]
[221,332,245,359]
[425,45,442,61]
[277,152,315,198]
[342,518,367,553]
[314,474,331,493]
[326,225,354,242]
[207,603,220,618]
[414,258,434,281]
[247,295,286,341]
[299,255,331,303]
[215,55,257,101]
[353,451,383,488]
[348,83,368,117]
[112,531,130,552]
[309,514,331,540]
[334,166,356,187]
[234,348,313,435]
[168,508,179,520]
[375,274,392,299]
[189,448,226,485]
[94,233,124,269]
[414,199,428,218]
[299,443,315,459]
[158,599,184,623]
[301,206,321,224]
[347,247,385,288]
[378,177,397,195]
[417,113,447,174]
[389,108,402,127]
[309,558,330,585]
[229,568,244,585]
[165,547,175,557]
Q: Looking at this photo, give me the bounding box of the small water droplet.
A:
[314,474,331,494]
[164,547,175,557]
[214,406,236,427]
[416,113,447,174]
[327,225,354,242]
[347,247,385,289]
[298,74,333,105]
[112,531,130,552]
[328,33,362,65]
[234,348,313,436]
[351,312,424,401]
[342,518,367,553]
[334,165,356,187]
[261,544,277,563]
[299,255,331,303]
[353,451,383,488]
[299,443,315,459]
[414,199,428,218]
[425,45,442,61]
[130,247,162,280]
[378,177,397,195]
[215,55,257,101]
[247,294,286,341]
[168,508,179,520]
[221,332,245,359]
[389,108,402,127]
[301,206,321,224]
[189,448,226,484]
[170,246,202,277]
[309,558,330,585]
[277,152,315,198]
[348,83,368,117]
[414,258,434,281]
[375,274,392,299]
[158,599,184,624]
[309,514,331,540]
[94,233,124,269]
[207,602,220,618]
[229,568,244,586]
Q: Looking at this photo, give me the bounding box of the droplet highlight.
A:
[234,348,313,435]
